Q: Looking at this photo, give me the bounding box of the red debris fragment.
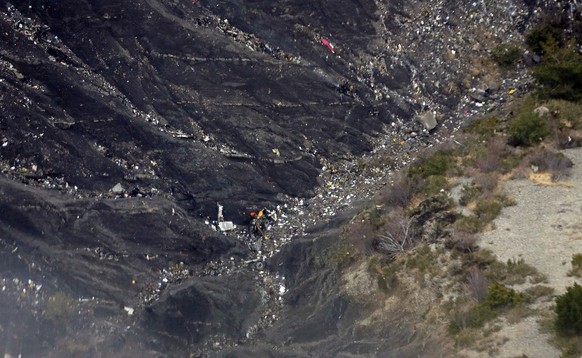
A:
[321,38,335,53]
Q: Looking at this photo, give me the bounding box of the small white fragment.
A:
[124,306,134,315]
[218,221,235,231]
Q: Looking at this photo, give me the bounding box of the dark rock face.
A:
[0,0,551,356]
[0,0,413,220]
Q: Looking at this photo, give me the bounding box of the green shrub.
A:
[449,282,525,333]
[526,24,562,54]
[460,185,482,206]
[421,175,450,195]
[508,110,550,146]
[483,257,546,285]
[455,215,484,233]
[462,249,497,270]
[475,198,503,222]
[449,303,498,333]
[532,40,582,102]
[455,196,511,233]
[406,244,436,272]
[463,117,500,138]
[492,44,521,67]
[524,285,555,301]
[484,282,525,309]
[330,237,357,267]
[570,253,582,277]
[555,283,582,334]
[408,150,454,178]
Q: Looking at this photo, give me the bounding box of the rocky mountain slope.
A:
[0,0,575,356]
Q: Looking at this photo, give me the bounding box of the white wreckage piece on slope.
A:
[217,203,235,232]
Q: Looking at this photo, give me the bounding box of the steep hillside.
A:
[0,0,577,356]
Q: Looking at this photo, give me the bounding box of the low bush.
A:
[474,197,503,223]
[406,244,436,273]
[546,100,582,130]
[462,249,497,270]
[569,253,582,277]
[485,257,545,285]
[408,150,455,179]
[373,210,419,258]
[344,215,376,254]
[526,148,573,180]
[463,117,500,138]
[420,174,450,195]
[484,282,525,309]
[508,110,550,146]
[492,44,521,68]
[474,152,503,173]
[455,195,512,233]
[555,283,582,335]
[449,302,497,334]
[526,24,562,55]
[455,215,484,234]
[331,238,357,267]
[378,175,419,208]
[369,256,400,293]
[532,39,582,102]
[459,184,482,206]
[465,267,489,302]
[524,285,555,301]
[445,230,479,253]
[472,173,499,193]
[449,282,525,333]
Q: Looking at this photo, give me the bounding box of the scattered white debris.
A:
[218,221,235,231]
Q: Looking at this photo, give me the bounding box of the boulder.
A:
[534,106,550,117]
[416,111,438,131]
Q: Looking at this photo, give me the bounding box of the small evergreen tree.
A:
[555,283,582,334]
[532,39,582,102]
[526,24,562,55]
[508,111,550,146]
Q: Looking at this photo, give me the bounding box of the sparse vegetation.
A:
[408,150,456,179]
[377,174,418,208]
[463,117,500,138]
[373,210,418,258]
[449,282,525,334]
[369,256,400,293]
[455,195,513,233]
[492,44,521,68]
[524,285,555,301]
[342,41,582,353]
[459,184,482,206]
[525,147,573,180]
[570,253,582,277]
[445,230,479,253]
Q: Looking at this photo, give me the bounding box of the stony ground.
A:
[470,147,582,357]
